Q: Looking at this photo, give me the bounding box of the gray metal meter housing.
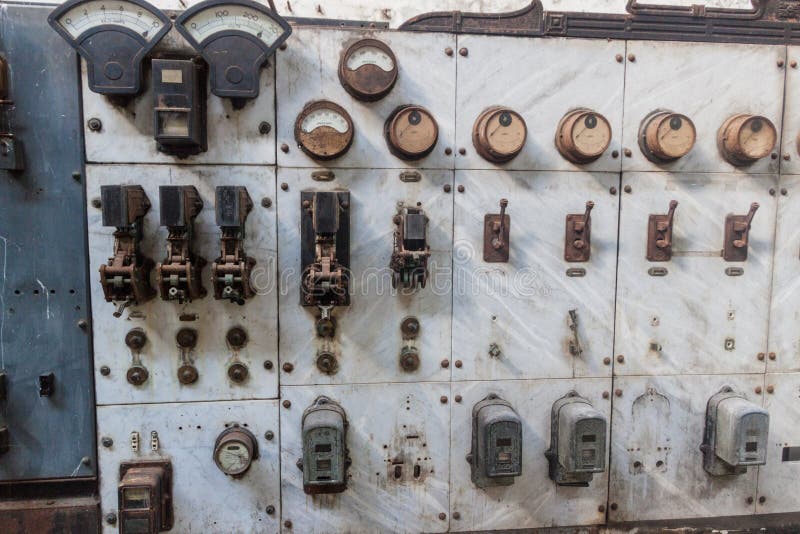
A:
[468,394,522,488]
[701,386,769,476]
[300,396,350,494]
[545,391,607,486]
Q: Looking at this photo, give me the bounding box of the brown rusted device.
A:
[647,200,678,262]
[556,108,612,163]
[338,38,398,101]
[295,100,354,160]
[718,114,776,166]
[156,185,206,303]
[301,190,351,307]
[212,186,256,305]
[484,199,510,263]
[723,202,759,262]
[390,205,431,289]
[99,185,156,317]
[640,110,696,162]
[565,201,594,262]
[472,106,527,163]
[385,104,439,160]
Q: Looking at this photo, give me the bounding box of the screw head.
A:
[444,147,452,155]
[78,319,88,330]
[457,185,465,193]
[784,153,791,161]
[101,437,113,447]
[281,182,289,191]
[611,150,619,158]
[441,359,449,368]
[452,511,460,520]
[265,431,274,441]
[455,394,462,403]
[598,504,606,512]
[781,188,788,196]
[602,391,610,399]
[445,47,454,56]
[458,147,466,155]
[91,198,102,209]
[440,395,448,404]
[458,47,468,57]
[616,354,625,363]
[281,143,289,153]
[100,365,111,376]
[603,357,611,365]
[746,496,754,504]
[767,385,775,394]
[627,53,635,62]
[284,520,292,529]
[770,188,776,196]
[443,184,452,193]
[282,362,294,373]
[261,197,272,208]
[259,121,271,135]
[105,512,117,525]
[624,185,632,193]
[758,353,765,361]
[610,502,618,511]
[279,43,287,51]
[792,60,798,68]
[609,187,617,195]
[755,386,763,394]
[615,389,623,397]
[282,400,291,408]
[454,360,462,368]
[264,360,274,370]
[87,118,102,132]
[769,352,777,360]
[624,148,632,158]
[266,505,275,515]
[439,512,447,520]
[778,59,785,67]
[759,496,766,504]
[615,54,623,63]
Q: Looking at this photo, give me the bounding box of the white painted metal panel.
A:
[97,400,281,533]
[768,177,800,372]
[782,47,800,174]
[755,372,800,514]
[452,170,618,381]
[615,172,775,376]
[87,165,279,403]
[275,28,456,170]
[279,383,450,533]
[622,41,785,174]
[277,168,453,385]
[82,64,276,165]
[454,35,625,173]
[608,374,763,522]
[450,378,610,531]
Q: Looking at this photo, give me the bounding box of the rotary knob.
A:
[640,111,696,162]
[555,109,612,164]
[718,114,777,166]
[384,105,439,161]
[472,106,527,163]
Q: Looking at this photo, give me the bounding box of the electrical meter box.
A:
[301,396,349,494]
[547,391,607,486]
[703,387,769,476]
[470,394,523,488]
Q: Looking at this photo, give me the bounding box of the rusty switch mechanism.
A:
[646,200,678,262]
[176,328,199,385]
[125,329,149,387]
[99,185,157,317]
[565,201,594,262]
[484,199,510,262]
[156,186,206,303]
[0,55,23,171]
[301,190,351,339]
[390,204,431,289]
[723,202,759,262]
[567,309,583,357]
[226,327,249,384]
[212,186,256,305]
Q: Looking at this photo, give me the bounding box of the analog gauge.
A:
[472,106,527,163]
[555,109,612,164]
[384,105,438,161]
[48,0,171,95]
[640,111,696,162]
[338,39,398,101]
[213,427,258,477]
[179,2,286,47]
[718,114,777,166]
[294,101,354,160]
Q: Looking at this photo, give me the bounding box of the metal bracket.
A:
[723,202,759,262]
[647,200,678,262]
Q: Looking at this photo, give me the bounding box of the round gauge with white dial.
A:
[179,2,286,47]
[556,109,612,164]
[51,0,164,41]
[385,105,438,160]
[718,114,777,166]
[294,101,354,160]
[472,106,527,163]
[640,111,696,162]
[339,39,398,101]
[213,427,258,477]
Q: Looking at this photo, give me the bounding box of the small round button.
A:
[384,105,438,161]
[225,66,244,85]
[472,106,527,163]
[555,109,612,163]
[640,111,696,162]
[718,114,777,166]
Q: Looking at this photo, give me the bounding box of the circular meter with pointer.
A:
[295,101,355,160]
[213,426,258,477]
[48,0,171,95]
[338,39,398,101]
[175,0,292,104]
[385,105,439,160]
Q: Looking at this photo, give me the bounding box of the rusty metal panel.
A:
[608,374,764,522]
[0,497,99,534]
[615,172,776,376]
[279,382,450,533]
[452,170,619,381]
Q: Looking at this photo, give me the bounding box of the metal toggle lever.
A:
[484,199,510,262]
[724,202,759,261]
[647,200,678,262]
[565,201,594,262]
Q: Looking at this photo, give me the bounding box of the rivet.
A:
[627,53,635,62]
[757,353,765,361]
[282,362,294,372]
[781,188,788,196]
[769,188,776,196]
[261,197,272,208]
[610,502,618,511]
[100,365,111,376]
[264,360,274,370]
[624,148,632,158]
[453,511,461,520]
[778,59,785,68]
[458,47,468,57]
[281,182,289,191]
[440,395,448,404]
[769,352,776,360]
[746,496,754,504]
[458,148,466,155]
[454,360,462,368]
[624,185,632,193]
[280,143,289,153]
[598,505,606,512]
[457,185,465,193]
[265,431,274,441]
[282,400,291,408]
[439,512,447,520]
[445,47,454,56]
[72,172,81,181]
[444,147,452,155]
[616,354,625,363]
[101,437,113,447]
[612,150,619,158]
[759,496,767,504]
[792,60,798,68]
[105,512,117,525]
[755,386,762,394]
[279,43,287,51]
[615,389,622,397]
[266,505,275,515]
[258,122,271,135]
[602,391,610,399]
[91,198,102,209]
[784,153,790,161]
[78,319,88,330]
[443,184,452,193]
[771,153,779,160]
[284,520,292,528]
[603,357,611,365]
[441,359,449,368]
[609,187,617,195]
[87,118,102,132]
[455,394,462,403]
[767,385,774,394]
[615,54,623,63]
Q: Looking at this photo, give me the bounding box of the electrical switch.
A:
[545,391,607,486]
[125,328,149,386]
[472,106,527,163]
[723,202,759,262]
[213,425,258,477]
[701,386,769,476]
[556,109,611,163]
[175,328,199,385]
[483,199,510,263]
[212,186,256,304]
[390,205,430,289]
[639,110,696,162]
[226,327,249,384]
[718,114,776,166]
[118,460,173,534]
[156,186,206,303]
[175,0,291,107]
[468,394,522,488]
[300,396,350,494]
[565,201,594,262]
[339,38,398,101]
[295,101,354,161]
[99,185,156,317]
[152,59,207,157]
[646,200,678,262]
[385,105,439,160]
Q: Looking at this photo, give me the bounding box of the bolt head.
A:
[457,185,465,193]
[265,431,274,441]
[458,47,468,57]
[444,47,454,56]
[440,359,449,368]
[758,352,765,361]
[455,394,462,403]
[281,144,289,153]
[440,395,448,404]
[616,354,625,363]
[746,496,754,504]
[778,59,785,67]
[769,352,777,360]
[767,385,775,394]
[87,118,102,132]
[454,360,462,368]
[438,512,447,520]
[453,511,460,520]
[284,520,292,528]
[458,148,466,156]
[281,182,289,191]
[755,386,762,394]
[443,184,452,193]
[624,185,632,193]
[627,53,635,62]
[266,505,275,515]
[77,319,88,330]
[444,147,452,155]
[759,496,766,504]
[283,400,291,408]
[602,391,610,399]
[261,197,272,208]
[624,148,632,157]
[264,360,274,370]
[603,357,611,365]
[101,437,113,447]
[610,502,618,511]
[105,512,117,525]
[614,389,622,397]
[100,365,111,376]
[91,198,102,209]
[259,121,271,135]
[283,362,294,373]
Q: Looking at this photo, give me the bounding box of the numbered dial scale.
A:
[175,0,291,101]
[294,101,355,160]
[472,106,527,163]
[718,114,777,166]
[555,109,612,164]
[384,105,439,161]
[338,39,398,101]
[213,426,258,477]
[640,110,696,162]
[48,0,171,95]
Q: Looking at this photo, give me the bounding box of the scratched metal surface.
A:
[0,4,95,481]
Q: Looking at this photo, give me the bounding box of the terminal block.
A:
[156,186,206,303]
[390,205,430,289]
[212,186,255,305]
[99,185,156,317]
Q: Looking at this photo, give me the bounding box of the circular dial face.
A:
[182,4,285,47]
[643,112,696,161]
[339,39,398,101]
[294,101,354,160]
[215,439,252,475]
[385,105,438,160]
[473,107,527,162]
[737,116,776,159]
[556,109,612,163]
[54,0,164,41]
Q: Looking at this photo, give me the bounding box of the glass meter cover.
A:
[640,110,696,162]
[472,106,527,163]
[718,114,777,166]
[338,38,398,101]
[294,101,355,161]
[556,109,612,164]
[175,0,291,101]
[384,105,438,161]
[48,0,171,95]
[213,426,258,477]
